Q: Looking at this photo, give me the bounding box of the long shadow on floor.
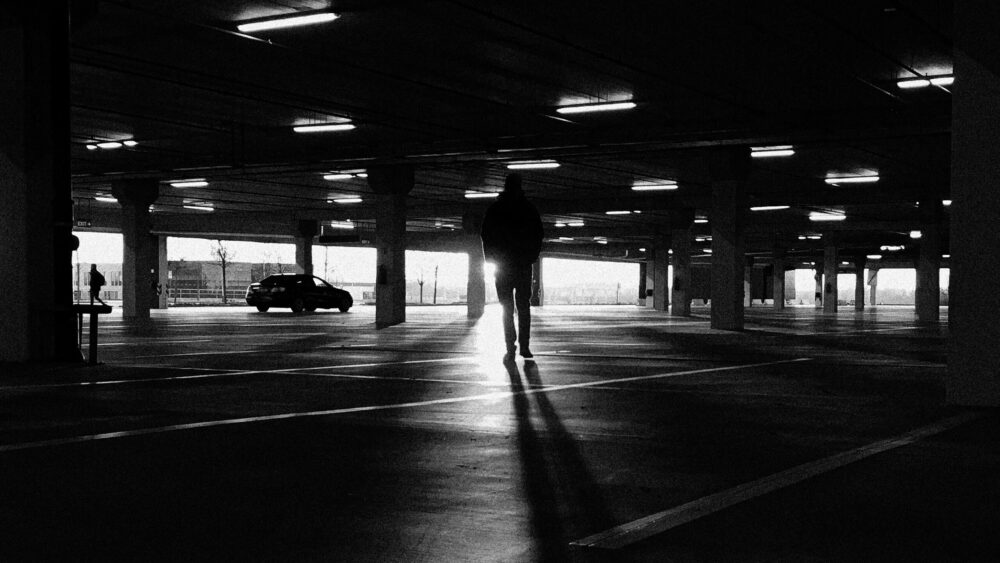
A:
[505,358,616,562]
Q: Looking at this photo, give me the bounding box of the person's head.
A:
[90,264,97,271]
[503,173,523,196]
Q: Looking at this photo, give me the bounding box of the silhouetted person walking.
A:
[89,264,106,306]
[481,173,544,359]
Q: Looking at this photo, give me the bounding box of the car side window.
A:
[300,277,315,287]
[314,277,332,288]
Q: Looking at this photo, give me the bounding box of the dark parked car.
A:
[245,273,353,313]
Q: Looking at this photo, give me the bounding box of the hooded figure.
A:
[481,173,544,358]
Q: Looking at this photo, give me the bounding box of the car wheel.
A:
[256,305,269,312]
[339,298,352,313]
[290,297,305,313]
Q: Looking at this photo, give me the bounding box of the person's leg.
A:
[513,265,533,356]
[495,270,517,354]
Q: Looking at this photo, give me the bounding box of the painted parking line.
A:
[99,340,213,346]
[0,357,473,390]
[0,358,809,453]
[570,411,984,550]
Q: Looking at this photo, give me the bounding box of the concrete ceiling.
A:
[69,0,955,265]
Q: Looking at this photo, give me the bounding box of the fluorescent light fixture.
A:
[825,174,879,185]
[357,173,368,178]
[694,218,708,224]
[898,78,931,89]
[596,240,608,245]
[237,11,340,33]
[170,179,209,188]
[909,230,922,239]
[464,191,499,199]
[942,199,952,206]
[123,140,138,147]
[94,196,117,203]
[897,75,954,89]
[867,254,882,260]
[880,245,905,251]
[704,249,713,254]
[329,220,355,230]
[632,181,677,191]
[943,254,951,259]
[96,141,123,149]
[183,205,214,212]
[605,210,631,215]
[333,198,363,204]
[86,144,97,150]
[323,173,355,181]
[750,205,790,211]
[558,237,573,241]
[293,123,355,133]
[507,159,559,170]
[807,235,822,240]
[555,101,636,114]
[750,145,795,158]
[809,212,846,222]
[798,236,806,240]
[639,248,646,252]
[554,222,566,228]
[567,221,584,227]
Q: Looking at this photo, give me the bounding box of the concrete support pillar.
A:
[644,257,655,307]
[772,247,786,310]
[112,179,159,320]
[156,236,168,309]
[638,262,648,306]
[670,219,692,316]
[868,268,879,307]
[915,201,942,323]
[854,258,866,311]
[949,9,1000,405]
[0,4,77,361]
[823,245,839,313]
[652,234,670,311]
[463,211,485,318]
[814,265,823,309]
[743,257,754,308]
[369,165,413,328]
[295,220,317,276]
[531,259,543,306]
[709,150,749,330]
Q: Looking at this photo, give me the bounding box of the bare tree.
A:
[212,240,234,303]
[417,268,426,304]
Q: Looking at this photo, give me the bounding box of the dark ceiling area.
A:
[69,0,955,264]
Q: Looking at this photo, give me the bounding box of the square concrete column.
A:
[823,245,839,313]
[0,5,77,361]
[369,166,413,329]
[915,202,942,324]
[156,236,169,309]
[637,262,648,306]
[112,179,160,320]
[772,247,786,310]
[652,234,670,311]
[709,150,749,330]
[531,258,543,306]
[814,265,823,309]
[948,25,1000,405]
[743,257,754,308]
[295,220,317,276]
[463,211,485,318]
[868,268,879,308]
[854,258,866,311]
[670,226,692,316]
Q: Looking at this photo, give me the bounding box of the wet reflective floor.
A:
[1,304,996,561]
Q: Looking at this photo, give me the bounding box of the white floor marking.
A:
[0,357,471,389]
[0,358,809,453]
[99,340,213,346]
[570,411,984,550]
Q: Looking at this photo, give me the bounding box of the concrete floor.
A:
[1,304,996,561]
